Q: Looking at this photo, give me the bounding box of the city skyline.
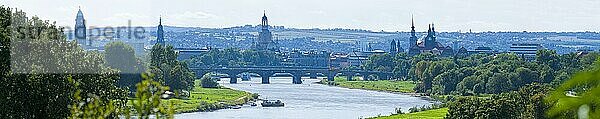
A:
[2,0,599,32]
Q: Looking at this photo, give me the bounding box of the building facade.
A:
[509,43,543,61]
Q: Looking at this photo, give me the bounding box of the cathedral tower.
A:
[255,11,274,51]
[75,7,87,46]
[156,17,165,45]
[390,39,397,55]
[409,16,417,49]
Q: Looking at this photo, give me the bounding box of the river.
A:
[176,77,435,119]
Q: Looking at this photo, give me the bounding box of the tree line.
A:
[363,47,600,118]
[363,50,598,95]
[0,6,195,118]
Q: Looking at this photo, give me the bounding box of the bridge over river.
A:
[189,66,392,84]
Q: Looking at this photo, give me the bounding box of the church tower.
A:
[390,39,397,55]
[74,7,87,46]
[424,24,435,49]
[255,11,273,51]
[409,16,417,49]
[156,17,165,45]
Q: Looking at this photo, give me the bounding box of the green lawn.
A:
[370,108,448,119]
[330,76,416,93]
[132,80,256,113]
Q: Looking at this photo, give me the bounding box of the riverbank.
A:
[162,80,258,113]
[368,108,448,119]
[321,76,417,93]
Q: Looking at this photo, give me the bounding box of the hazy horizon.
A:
[2,0,599,32]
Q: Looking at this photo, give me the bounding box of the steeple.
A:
[431,23,435,36]
[261,10,269,30]
[75,6,87,46]
[390,39,397,55]
[156,16,164,45]
[408,16,418,49]
[411,15,415,30]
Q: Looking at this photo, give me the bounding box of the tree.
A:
[105,41,144,91]
[546,59,600,119]
[392,53,411,80]
[1,7,125,118]
[536,49,559,70]
[363,53,394,72]
[149,44,195,91]
[447,84,551,119]
[200,73,218,88]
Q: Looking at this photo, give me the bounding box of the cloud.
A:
[100,13,151,26]
[173,11,220,20]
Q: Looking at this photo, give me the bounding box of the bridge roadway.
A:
[189,66,392,84]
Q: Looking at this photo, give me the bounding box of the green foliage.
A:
[446,84,552,119]
[363,53,394,72]
[105,41,141,73]
[132,73,173,119]
[200,73,218,88]
[104,41,145,91]
[150,44,195,91]
[334,79,416,93]
[0,6,125,118]
[162,80,255,113]
[413,60,456,93]
[370,108,448,119]
[392,53,411,79]
[68,76,125,119]
[69,73,175,119]
[546,59,600,119]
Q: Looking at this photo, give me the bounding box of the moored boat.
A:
[261,100,284,107]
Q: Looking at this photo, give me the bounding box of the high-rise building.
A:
[74,7,87,46]
[156,17,165,45]
[255,11,275,51]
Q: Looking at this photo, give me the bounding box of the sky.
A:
[1,0,599,32]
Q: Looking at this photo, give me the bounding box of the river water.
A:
[176,77,435,119]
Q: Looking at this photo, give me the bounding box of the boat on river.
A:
[249,102,258,106]
[261,100,284,107]
[241,73,250,81]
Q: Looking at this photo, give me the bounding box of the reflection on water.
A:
[176,77,434,119]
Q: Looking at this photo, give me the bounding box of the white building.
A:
[509,43,543,61]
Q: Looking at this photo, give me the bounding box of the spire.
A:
[428,24,431,32]
[159,16,162,25]
[261,10,269,29]
[431,23,436,36]
[431,23,435,31]
[411,15,415,29]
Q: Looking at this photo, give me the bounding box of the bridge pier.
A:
[292,75,302,84]
[327,73,335,82]
[228,73,238,84]
[309,72,317,79]
[259,72,273,84]
[292,72,304,84]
